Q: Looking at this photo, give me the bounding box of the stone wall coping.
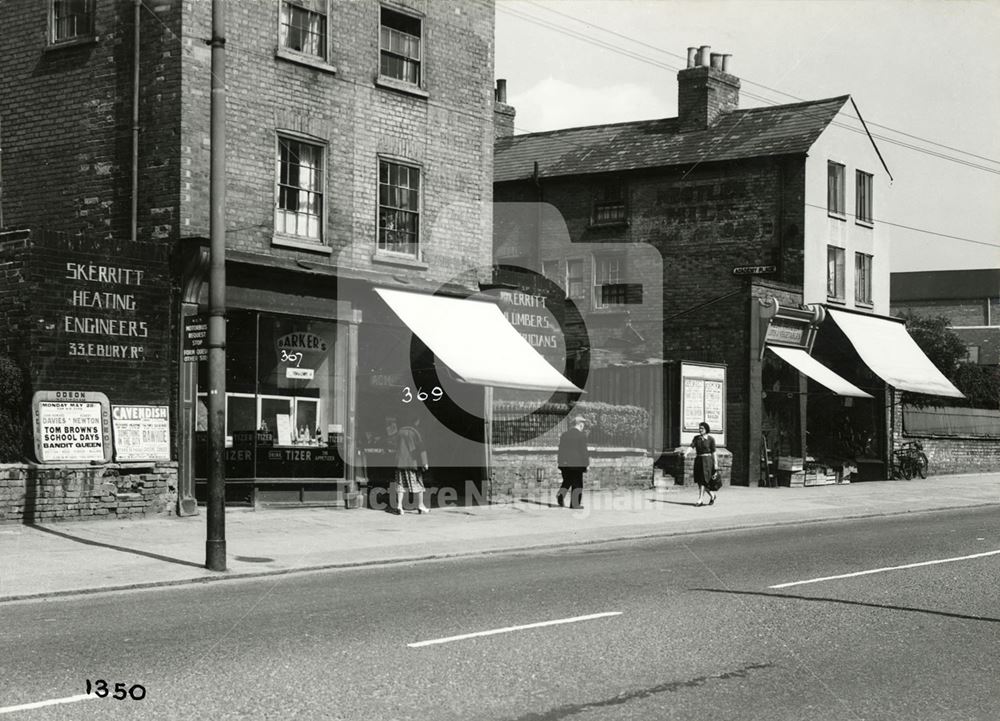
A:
[493,446,650,455]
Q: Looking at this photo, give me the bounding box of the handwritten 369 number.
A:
[85,679,146,700]
[401,386,443,403]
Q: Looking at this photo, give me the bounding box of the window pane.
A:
[277,137,324,241]
[281,2,327,59]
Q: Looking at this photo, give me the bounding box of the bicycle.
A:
[890,441,929,480]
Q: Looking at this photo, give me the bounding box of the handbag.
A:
[708,469,722,491]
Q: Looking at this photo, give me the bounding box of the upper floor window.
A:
[541,260,562,287]
[827,245,845,301]
[854,252,873,306]
[827,161,846,218]
[50,0,93,45]
[380,7,422,86]
[964,345,980,364]
[279,1,328,61]
[275,135,325,242]
[592,179,627,225]
[856,170,873,225]
[378,159,421,257]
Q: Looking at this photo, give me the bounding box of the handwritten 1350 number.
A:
[85,679,146,700]
[402,386,443,403]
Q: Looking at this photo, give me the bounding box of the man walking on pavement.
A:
[556,415,590,509]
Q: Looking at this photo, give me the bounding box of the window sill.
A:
[855,219,874,229]
[374,76,429,99]
[590,305,629,314]
[588,220,629,229]
[826,297,847,305]
[827,211,847,222]
[271,235,333,254]
[371,252,428,270]
[275,49,337,75]
[855,301,874,310]
[44,36,97,51]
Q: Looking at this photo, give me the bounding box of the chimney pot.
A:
[699,45,711,66]
[686,47,698,68]
[722,54,732,73]
[710,53,723,70]
[495,79,507,103]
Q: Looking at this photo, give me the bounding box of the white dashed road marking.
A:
[770,549,1000,589]
[408,611,623,648]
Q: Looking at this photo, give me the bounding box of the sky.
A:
[495,0,1000,273]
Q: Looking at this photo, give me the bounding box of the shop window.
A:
[49,0,94,45]
[827,161,845,218]
[378,158,421,257]
[196,311,349,480]
[380,6,422,86]
[278,0,329,63]
[275,135,325,242]
[827,246,845,301]
[855,170,873,225]
[854,252,873,306]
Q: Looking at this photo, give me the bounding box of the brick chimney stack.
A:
[494,79,516,139]
[676,45,739,132]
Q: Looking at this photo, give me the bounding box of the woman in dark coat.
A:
[690,421,718,506]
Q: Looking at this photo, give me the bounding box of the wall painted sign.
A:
[64,262,150,361]
[111,405,170,462]
[485,289,566,370]
[32,390,112,463]
[679,362,727,447]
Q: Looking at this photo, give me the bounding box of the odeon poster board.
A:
[32,391,113,464]
[679,362,727,447]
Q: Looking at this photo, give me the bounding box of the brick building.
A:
[2,0,578,518]
[891,269,1000,366]
[494,46,962,486]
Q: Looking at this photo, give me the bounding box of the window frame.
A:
[376,156,423,261]
[854,252,873,306]
[276,0,336,73]
[855,170,874,226]
[378,5,425,93]
[591,179,628,226]
[592,254,626,310]
[827,245,846,302]
[566,259,586,304]
[827,161,846,219]
[273,131,328,249]
[48,0,95,47]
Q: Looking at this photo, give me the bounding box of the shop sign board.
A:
[183,314,208,363]
[680,362,726,447]
[32,391,113,463]
[111,405,170,462]
[765,319,808,347]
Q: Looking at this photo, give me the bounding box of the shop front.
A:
[750,299,874,486]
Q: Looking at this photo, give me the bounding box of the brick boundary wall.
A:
[491,448,654,499]
[900,437,1000,476]
[0,462,177,523]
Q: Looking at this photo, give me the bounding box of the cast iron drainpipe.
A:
[131,0,140,242]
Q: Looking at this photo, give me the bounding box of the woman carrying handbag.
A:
[690,421,719,507]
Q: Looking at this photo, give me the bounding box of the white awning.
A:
[827,309,964,398]
[375,288,582,393]
[767,346,872,398]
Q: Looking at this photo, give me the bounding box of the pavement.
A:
[2,473,999,603]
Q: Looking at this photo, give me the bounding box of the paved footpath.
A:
[1,473,999,602]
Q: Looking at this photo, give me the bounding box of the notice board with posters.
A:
[32,391,113,463]
[111,405,170,462]
[679,362,727,447]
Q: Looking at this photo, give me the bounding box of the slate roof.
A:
[494,95,851,183]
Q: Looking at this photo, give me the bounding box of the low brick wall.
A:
[903,437,1000,476]
[0,462,177,523]
[652,447,734,486]
[491,447,653,500]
